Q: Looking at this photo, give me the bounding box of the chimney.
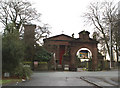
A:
[78,30,90,39]
[24,24,36,44]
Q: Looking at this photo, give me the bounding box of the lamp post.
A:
[109,22,112,69]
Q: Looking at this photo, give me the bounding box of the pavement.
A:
[2,70,119,87]
[80,76,118,87]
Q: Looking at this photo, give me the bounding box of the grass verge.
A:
[0,79,22,85]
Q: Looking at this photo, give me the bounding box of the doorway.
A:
[59,45,65,64]
[76,48,92,70]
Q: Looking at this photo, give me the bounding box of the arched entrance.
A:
[76,48,92,61]
[70,43,98,70]
[76,48,92,70]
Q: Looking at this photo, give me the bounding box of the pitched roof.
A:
[44,34,75,40]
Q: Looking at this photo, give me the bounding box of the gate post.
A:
[92,48,98,70]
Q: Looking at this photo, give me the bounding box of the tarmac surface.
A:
[2,70,119,87]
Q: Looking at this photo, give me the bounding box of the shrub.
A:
[2,32,25,73]
[14,64,32,79]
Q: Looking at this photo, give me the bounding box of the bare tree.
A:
[0,0,41,33]
[35,24,51,44]
[112,19,120,62]
[0,0,51,44]
[92,31,108,60]
[83,1,119,61]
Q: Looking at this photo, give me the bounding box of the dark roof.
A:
[43,33,98,43]
[71,38,98,44]
[44,34,75,40]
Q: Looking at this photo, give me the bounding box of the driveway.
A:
[3,70,119,87]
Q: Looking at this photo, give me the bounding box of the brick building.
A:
[43,30,99,70]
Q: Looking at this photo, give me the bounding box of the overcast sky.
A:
[28,0,95,38]
[0,0,119,38]
[28,0,119,38]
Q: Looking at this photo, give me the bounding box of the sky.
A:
[0,0,119,38]
[27,0,103,38]
[27,0,119,38]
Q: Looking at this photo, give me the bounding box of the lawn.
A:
[0,79,21,85]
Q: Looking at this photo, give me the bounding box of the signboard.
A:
[34,61,38,65]
[64,65,69,71]
[4,72,10,77]
[34,61,38,67]
[79,50,88,58]
[77,68,84,72]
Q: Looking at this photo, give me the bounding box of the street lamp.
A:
[109,22,112,69]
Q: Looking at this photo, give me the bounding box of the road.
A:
[3,70,119,87]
